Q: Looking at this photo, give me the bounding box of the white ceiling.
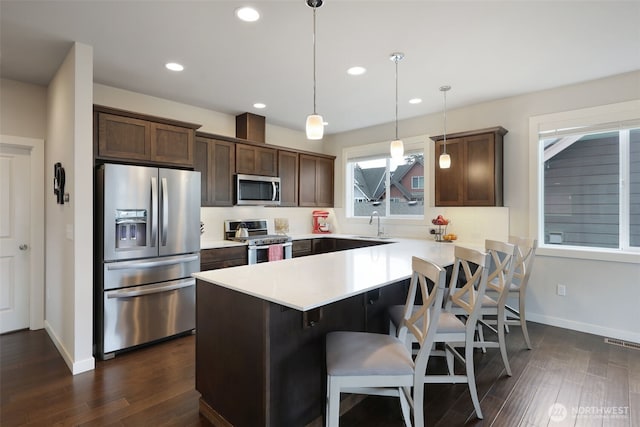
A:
[1,1,639,135]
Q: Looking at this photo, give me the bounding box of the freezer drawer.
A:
[102,278,195,357]
[103,253,199,290]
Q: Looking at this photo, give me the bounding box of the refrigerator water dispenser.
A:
[115,209,147,248]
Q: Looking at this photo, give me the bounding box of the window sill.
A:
[537,245,640,264]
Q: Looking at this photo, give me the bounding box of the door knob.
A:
[19,244,28,251]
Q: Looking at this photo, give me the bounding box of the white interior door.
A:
[0,147,30,333]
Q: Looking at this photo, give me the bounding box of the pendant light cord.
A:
[443,88,447,153]
[394,57,399,140]
[440,85,451,154]
[312,6,317,115]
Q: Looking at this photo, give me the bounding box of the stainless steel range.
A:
[224,219,292,264]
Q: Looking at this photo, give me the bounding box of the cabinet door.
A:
[236,143,277,176]
[434,138,463,206]
[299,154,334,207]
[298,154,318,207]
[201,246,247,271]
[278,150,299,206]
[195,136,235,207]
[463,133,496,206]
[211,139,235,206]
[151,123,194,167]
[315,157,334,207]
[255,146,277,176]
[97,113,151,161]
[194,138,211,204]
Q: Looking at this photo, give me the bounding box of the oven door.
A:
[248,242,292,264]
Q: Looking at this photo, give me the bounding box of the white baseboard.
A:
[527,312,640,345]
[44,321,95,375]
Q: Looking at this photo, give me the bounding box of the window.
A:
[538,122,639,252]
[346,152,425,218]
[411,176,424,189]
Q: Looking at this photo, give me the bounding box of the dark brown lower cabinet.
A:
[200,246,247,271]
[195,279,408,427]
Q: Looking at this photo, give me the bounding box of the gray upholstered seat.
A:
[388,306,465,334]
[326,331,414,377]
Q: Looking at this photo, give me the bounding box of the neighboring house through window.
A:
[531,101,639,255]
[346,151,425,218]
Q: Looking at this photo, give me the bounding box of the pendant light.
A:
[389,52,404,159]
[439,85,452,169]
[306,0,324,140]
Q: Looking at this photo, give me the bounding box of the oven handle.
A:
[249,242,292,251]
[106,278,195,299]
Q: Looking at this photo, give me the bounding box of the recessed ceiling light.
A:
[347,66,366,76]
[165,62,184,72]
[253,103,266,109]
[236,7,260,22]
[409,98,422,104]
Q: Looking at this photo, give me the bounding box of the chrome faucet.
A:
[369,210,383,237]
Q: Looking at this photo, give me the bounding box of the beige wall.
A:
[0,79,47,138]
[45,42,94,374]
[93,84,321,153]
[325,71,640,343]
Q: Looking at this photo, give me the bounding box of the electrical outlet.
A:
[557,284,566,296]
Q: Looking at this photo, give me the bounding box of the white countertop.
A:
[194,237,463,311]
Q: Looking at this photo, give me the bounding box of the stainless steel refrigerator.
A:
[96,163,200,359]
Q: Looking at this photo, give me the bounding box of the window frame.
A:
[343,137,429,221]
[529,100,640,264]
[411,175,424,190]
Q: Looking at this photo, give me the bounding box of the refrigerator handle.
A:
[106,254,200,271]
[106,278,195,299]
[150,176,158,247]
[161,177,169,246]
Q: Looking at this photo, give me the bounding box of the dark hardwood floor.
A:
[1,323,638,426]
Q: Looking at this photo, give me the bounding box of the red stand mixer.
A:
[312,210,331,234]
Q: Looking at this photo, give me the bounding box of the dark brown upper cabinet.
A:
[236,143,277,177]
[432,126,507,206]
[278,150,299,207]
[195,134,235,207]
[299,154,334,207]
[95,106,199,168]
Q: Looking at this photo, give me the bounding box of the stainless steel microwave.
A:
[236,174,281,206]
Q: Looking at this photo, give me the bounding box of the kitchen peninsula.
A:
[193,237,457,427]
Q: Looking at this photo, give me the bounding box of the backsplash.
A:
[200,207,338,241]
[200,206,509,245]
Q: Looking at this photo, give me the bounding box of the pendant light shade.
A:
[390,52,404,159]
[306,114,324,140]
[439,85,452,169]
[306,0,324,140]
[439,153,451,168]
[390,139,404,158]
